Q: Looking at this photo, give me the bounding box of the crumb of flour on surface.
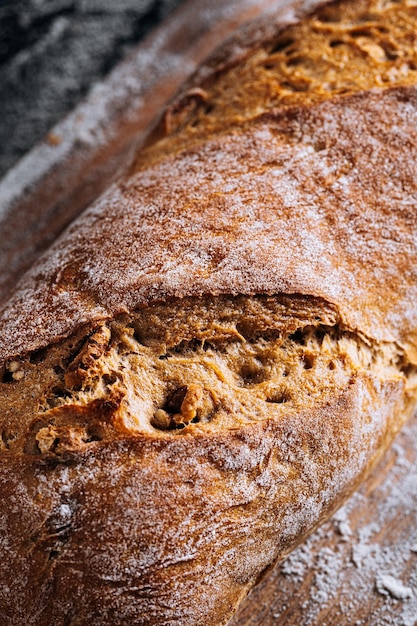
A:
[376,575,413,600]
[46,132,63,146]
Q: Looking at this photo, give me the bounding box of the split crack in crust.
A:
[141,0,417,165]
[1,294,416,457]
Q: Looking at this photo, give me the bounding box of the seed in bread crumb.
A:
[7,361,24,381]
[153,384,204,429]
[36,426,59,454]
[153,409,171,430]
[179,383,203,422]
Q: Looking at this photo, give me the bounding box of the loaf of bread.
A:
[1,0,417,624]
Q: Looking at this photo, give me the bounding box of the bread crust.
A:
[1,1,417,624]
[1,87,417,363]
[0,374,411,626]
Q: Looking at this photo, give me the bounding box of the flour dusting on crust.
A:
[1,89,417,363]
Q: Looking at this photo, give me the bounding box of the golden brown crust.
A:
[0,374,411,626]
[1,87,417,363]
[1,1,417,624]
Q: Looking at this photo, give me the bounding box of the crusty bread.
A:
[1,0,417,624]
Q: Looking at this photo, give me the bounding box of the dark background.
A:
[0,0,185,178]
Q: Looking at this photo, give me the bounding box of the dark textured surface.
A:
[0,0,185,178]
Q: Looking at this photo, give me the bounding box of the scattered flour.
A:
[376,575,413,600]
[254,411,417,626]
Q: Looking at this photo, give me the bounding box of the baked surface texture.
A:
[1,0,417,624]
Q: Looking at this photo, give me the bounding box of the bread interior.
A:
[1,294,416,455]
[141,0,417,164]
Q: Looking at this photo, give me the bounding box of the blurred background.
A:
[0,0,185,178]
